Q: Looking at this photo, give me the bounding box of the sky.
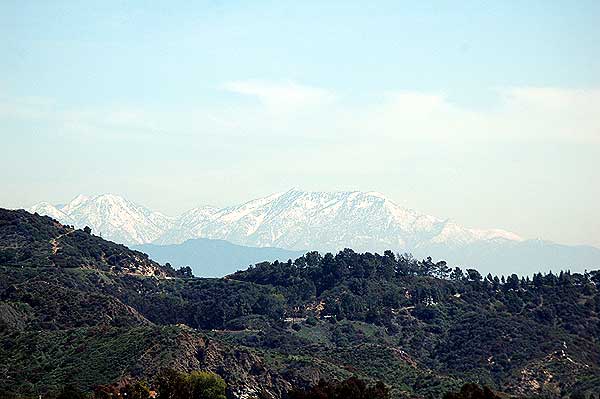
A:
[1,1,599,247]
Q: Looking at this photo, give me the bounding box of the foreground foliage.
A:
[156,370,226,399]
[288,377,390,399]
[1,209,600,398]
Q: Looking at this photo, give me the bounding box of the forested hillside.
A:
[231,251,600,396]
[0,209,172,277]
[1,209,599,399]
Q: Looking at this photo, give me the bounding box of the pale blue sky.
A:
[1,1,599,246]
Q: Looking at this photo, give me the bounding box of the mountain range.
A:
[133,239,304,277]
[27,190,600,275]
[29,194,174,245]
[27,190,522,249]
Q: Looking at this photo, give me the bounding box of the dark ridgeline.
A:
[1,208,599,399]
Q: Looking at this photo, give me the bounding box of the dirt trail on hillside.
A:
[50,229,75,255]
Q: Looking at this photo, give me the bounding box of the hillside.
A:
[0,209,172,277]
[1,209,600,398]
[134,238,304,277]
[230,252,600,395]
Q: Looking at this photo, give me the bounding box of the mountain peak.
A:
[92,193,129,204]
[29,202,70,223]
[70,193,91,203]
[28,191,523,252]
[364,191,388,199]
[61,194,91,214]
[30,193,174,245]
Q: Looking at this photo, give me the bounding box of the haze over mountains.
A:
[134,239,304,278]
[27,190,600,276]
[28,190,520,248]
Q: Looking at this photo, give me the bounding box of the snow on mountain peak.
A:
[61,194,90,214]
[469,228,523,242]
[364,191,388,200]
[28,193,174,245]
[27,190,523,252]
[28,202,71,223]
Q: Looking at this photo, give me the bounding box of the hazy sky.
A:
[1,1,599,247]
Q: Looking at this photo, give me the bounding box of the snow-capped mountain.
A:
[26,190,600,275]
[153,206,220,245]
[173,189,522,253]
[28,194,175,245]
[28,190,521,252]
[29,202,73,225]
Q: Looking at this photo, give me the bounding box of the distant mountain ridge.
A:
[29,194,175,246]
[27,190,600,275]
[28,190,521,249]
[134,238,304,277]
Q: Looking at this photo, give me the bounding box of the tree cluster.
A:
[288,377,389,399]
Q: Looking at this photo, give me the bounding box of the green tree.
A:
[127,381,151,399]
[450,267,464,281]
[443,383,500,399]
[187,371,226,399]
[56,385,86,399]
[157,370,226,399]
[466,269,482,282]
